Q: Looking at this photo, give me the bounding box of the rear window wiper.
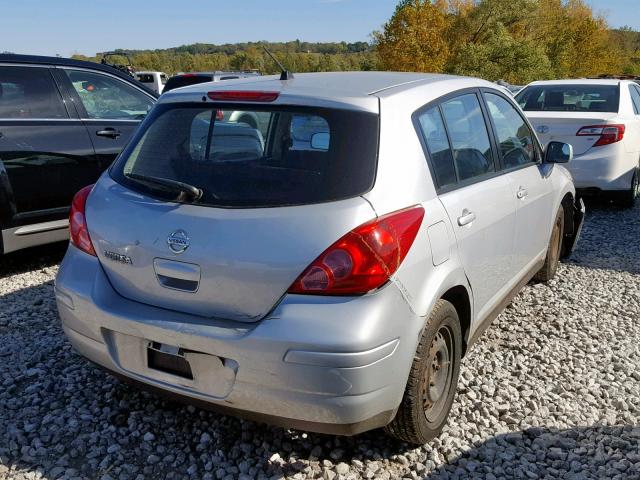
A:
[125,173,203,201]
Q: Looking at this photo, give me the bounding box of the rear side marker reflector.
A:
[207,91,279,102]
[576,124,625,147]
[288,206,425,295]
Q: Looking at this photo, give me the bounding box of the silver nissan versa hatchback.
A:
[56,72,585,444]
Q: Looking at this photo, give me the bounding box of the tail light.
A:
[576,124,625,147]
[288,206,425,295]
[69,185,96,256]
[207,91,279,102]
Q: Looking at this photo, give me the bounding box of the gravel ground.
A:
[0,201,639,480]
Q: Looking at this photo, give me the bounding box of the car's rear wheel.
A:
[534,207,564,283]
[385,299,462,445]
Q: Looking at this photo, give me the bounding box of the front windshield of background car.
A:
[112,104,379,208]
[516,84,620,113]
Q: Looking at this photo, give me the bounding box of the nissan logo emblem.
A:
[167,230,190,254]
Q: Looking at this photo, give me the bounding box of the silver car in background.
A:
[55,72,584,444]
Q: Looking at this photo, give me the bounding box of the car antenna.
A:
[262,46,294,81]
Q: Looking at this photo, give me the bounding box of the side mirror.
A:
[545,141,573,163]
[310,132,330,151]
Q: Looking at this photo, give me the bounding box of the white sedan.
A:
[516,79,640,207]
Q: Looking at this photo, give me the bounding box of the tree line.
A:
[71,42,377,76]
[375,0,640,84]
[71,0,640,84]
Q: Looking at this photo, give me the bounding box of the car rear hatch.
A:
[86,98,380,322]
[525,111,619,155]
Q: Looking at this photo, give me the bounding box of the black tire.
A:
[615,168,639,209]
[385,299,462,445]
[534,207,564,283]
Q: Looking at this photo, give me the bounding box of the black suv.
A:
[0,54,157,254]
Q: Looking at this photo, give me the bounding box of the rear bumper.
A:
[55,245,425,435]
[566,145,637,191]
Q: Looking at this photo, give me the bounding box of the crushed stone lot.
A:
[0,201,639,480]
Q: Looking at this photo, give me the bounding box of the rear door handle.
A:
[96,128,122,139]
[517,187,528,199]
[457,209,476,226]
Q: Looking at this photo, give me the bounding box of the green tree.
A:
[373,0,450,72]
[451,24,552,83]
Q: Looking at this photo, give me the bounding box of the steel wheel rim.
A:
[422,325,454,422]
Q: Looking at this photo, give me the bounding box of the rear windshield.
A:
[516,85,620,112]
[163,75,211,93]
[111,104,379,208]
[136,74,154,83]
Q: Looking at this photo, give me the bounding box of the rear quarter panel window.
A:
[417,106,456,188]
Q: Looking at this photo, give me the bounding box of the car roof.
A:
[526,79,623,86]
[162,71,485,100]
[0,53,159,97]
[174,71,259,76]
[174,71,462,95]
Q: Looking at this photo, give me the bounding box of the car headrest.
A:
[546,91,565,108]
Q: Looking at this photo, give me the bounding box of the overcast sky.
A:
[0,0,637,57]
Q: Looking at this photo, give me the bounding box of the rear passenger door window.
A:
[0,66,67,119]
[484,93,536,169]
[440,94,495,182]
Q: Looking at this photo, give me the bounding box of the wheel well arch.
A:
[441,285,472,357]
[559,192,575,258]
[560,192,574,234]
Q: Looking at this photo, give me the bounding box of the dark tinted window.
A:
[516,84,620,112]
[113,104,379,208]
[485,93,536,168]
[441,94,495,181]
[630,85,640,114]
[417,106,456,188]
[163,75,212,93]
[136,74,154,83]
[0,66,66,119]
